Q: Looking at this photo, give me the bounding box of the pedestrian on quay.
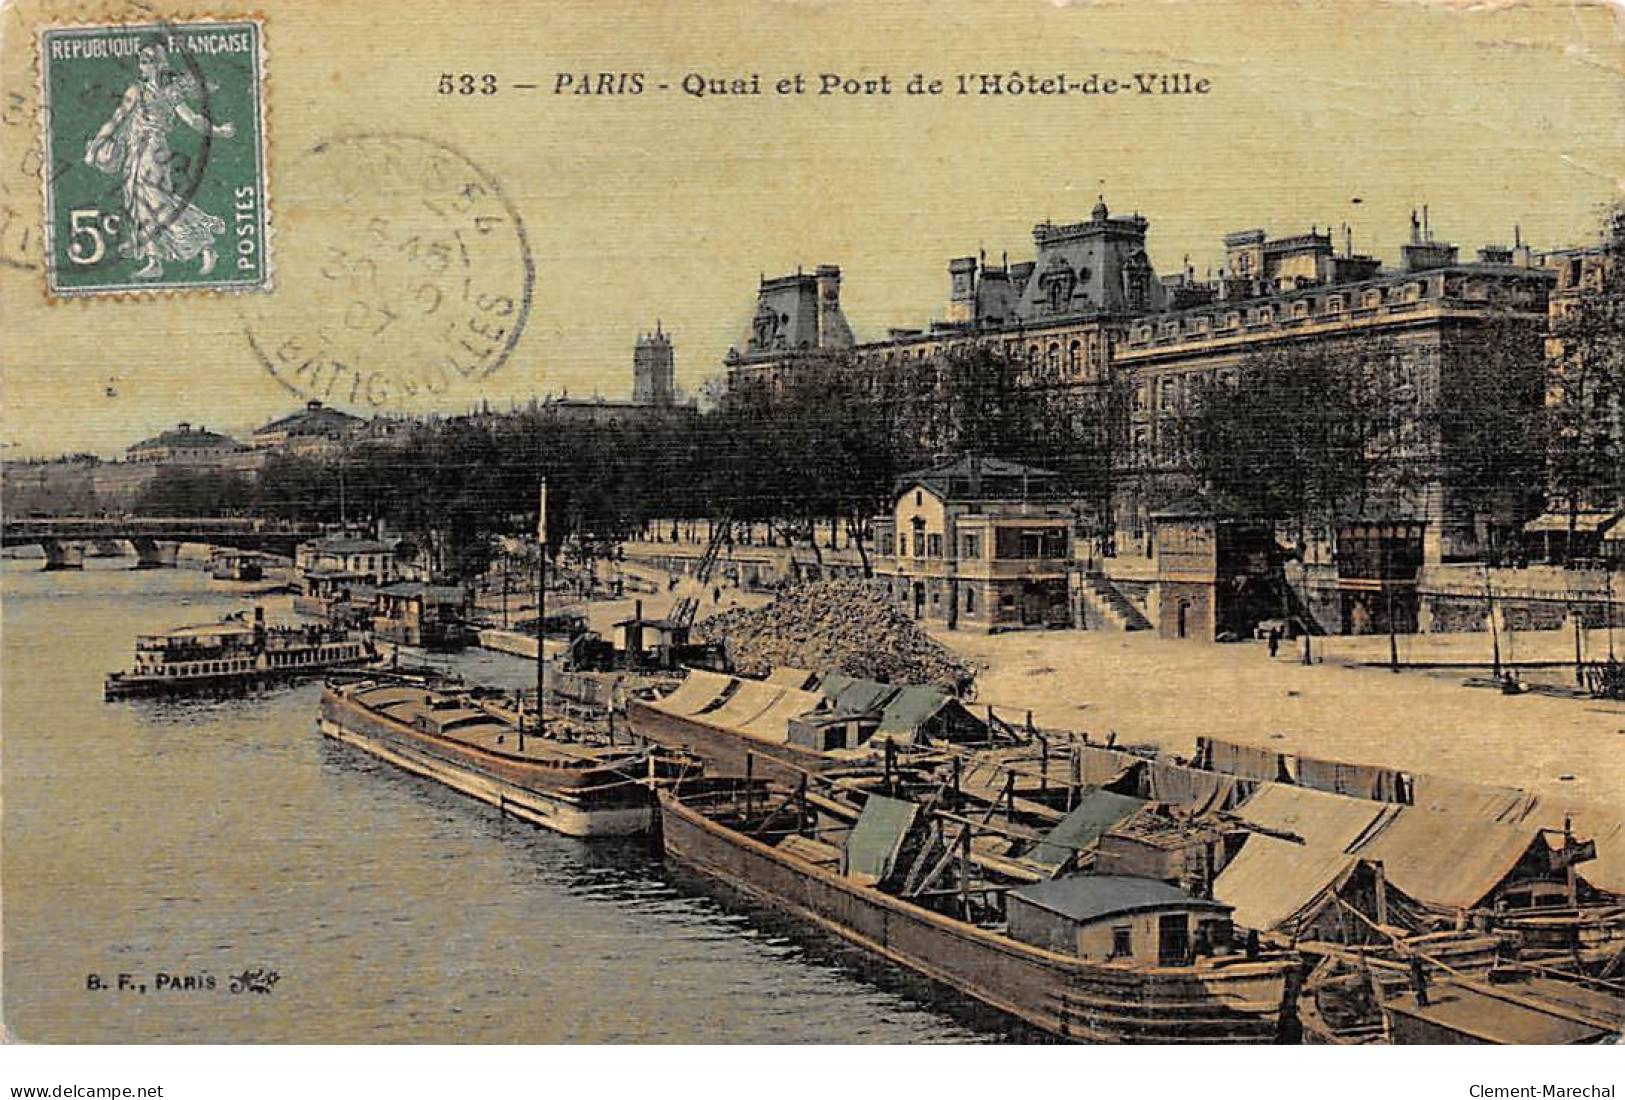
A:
[1267,625,1282,659]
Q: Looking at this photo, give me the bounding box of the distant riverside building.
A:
[633,321,677,406]
[125,422,240,464]
[871,456,1074,632]
[538,321,698,427]
[295,535,404,586]
[725,201,1556,567]
[1,456,100,516]
[251,400,368,457]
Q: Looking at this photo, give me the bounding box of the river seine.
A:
[1,558,997,1042]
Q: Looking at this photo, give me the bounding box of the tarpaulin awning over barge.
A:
[647,669,736,716]
[819,672,898,715]
[1024,789,1146,871]
[842,794,920,886]
[764,666,820,689]
[737,688,825,743]
[1229,783,1400,853]
[1347,809,1551,912]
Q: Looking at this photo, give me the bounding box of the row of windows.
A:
[145,645,360,678]
[884,529,1057,560]
[1129,277,1541,348]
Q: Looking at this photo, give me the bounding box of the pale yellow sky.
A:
[2,0,1622,458]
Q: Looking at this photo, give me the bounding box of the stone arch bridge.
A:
[1,517,321,570]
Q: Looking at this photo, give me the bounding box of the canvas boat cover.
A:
[1408,773,1540,824]
[701,680,788,731]
[737,687,825,743]
[1075,745,1142,787]
[843,794,919,885]
[765,666,820,690]
[874,685,953,743]
[819,672,899,717]
[1294,754,1407,803]
[1232,782,1400,852]
[352,684,436,709]
[1349,808,1545,911]
[1025,790,1146,870]
[1197,736,1287,782]
[1212,833,1359,935]
[649,670,737,717]
[1146,759,1250,815]
[1010,874,1228,925]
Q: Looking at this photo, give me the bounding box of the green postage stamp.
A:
[38,20,268,296]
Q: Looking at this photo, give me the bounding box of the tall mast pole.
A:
[1608,568,1617,664]
[534,477,548,747]
[1483,562,1502,680]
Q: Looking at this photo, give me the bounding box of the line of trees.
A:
[125,207,1624,580]
[1164,308,1549,558]
[1547,210,1625,534]
[164,343,1113,582]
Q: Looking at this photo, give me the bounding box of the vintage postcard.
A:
[2,0,1624,1084]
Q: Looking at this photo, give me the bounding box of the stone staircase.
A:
[1079,576,1152,632]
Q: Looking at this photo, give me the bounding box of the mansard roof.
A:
[254,400,366,438]
[899,455,1061,501]
[128,424,238,452]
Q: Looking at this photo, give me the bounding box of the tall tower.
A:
[633,321,675,406]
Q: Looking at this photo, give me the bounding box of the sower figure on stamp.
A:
[83,42,235,279]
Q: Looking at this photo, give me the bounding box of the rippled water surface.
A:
[2,559,1002,1042]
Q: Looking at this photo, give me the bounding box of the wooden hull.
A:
[659,791,1299,1043]
[320,690,655,838]
[629,701,829,786]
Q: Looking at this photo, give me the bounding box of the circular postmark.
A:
[241,133,534,411]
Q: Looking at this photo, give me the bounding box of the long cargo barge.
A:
[320,678,678,837]
[628,691,831,786]
[627,668,998,787]
[659,780,1300,1042]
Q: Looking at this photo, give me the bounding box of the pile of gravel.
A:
[693,578,975,694]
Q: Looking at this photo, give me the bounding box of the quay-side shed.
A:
[1006,875,1231,966]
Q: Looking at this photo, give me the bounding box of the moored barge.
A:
[209,548,265,582]
[105,609,373,700]
[658,778,1300,1042]
[320,678,685,837]
[627,668,1001,787]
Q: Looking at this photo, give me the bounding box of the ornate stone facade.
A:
[725,203,1557,565]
